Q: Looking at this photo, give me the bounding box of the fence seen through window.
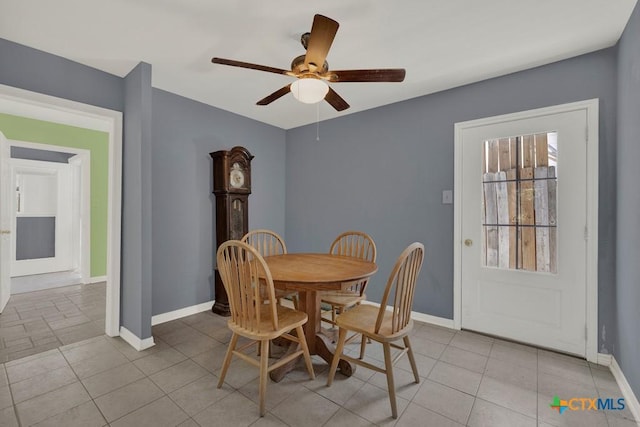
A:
[481,132,558,273]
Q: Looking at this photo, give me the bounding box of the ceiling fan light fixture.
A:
[290,78,329,104]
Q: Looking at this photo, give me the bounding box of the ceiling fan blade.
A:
[212,57,290,75]
[328,69,406,83]
[256,84,292,105]
[304,15,339,71]
[325,87,349,111]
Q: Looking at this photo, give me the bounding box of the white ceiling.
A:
[0,0,637,129]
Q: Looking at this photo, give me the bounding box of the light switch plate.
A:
[442,190,453,204]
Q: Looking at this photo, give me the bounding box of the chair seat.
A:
[335,304,413,341]
[228,304,308,340]
[321,291,365,308]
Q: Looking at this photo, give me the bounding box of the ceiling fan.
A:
[211,14,406,112]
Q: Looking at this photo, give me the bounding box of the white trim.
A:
[0,84,123,338]
[151,300,215,326]
[610,356,640,423]
[119,326,155,351]
[9,142,91,282]
[410,311,456,330]
[68,149,91,284]
[105,111,122,337]
[584,101,599,363]
[87,275,107,284]
[597,352,613,367]
[453,99,599,362]
[453,120,463,331]
[361,300,457,330]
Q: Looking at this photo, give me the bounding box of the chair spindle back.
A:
[217,240,279,332]
[375,242,424,334]
[329,231,377,263]
[242,229,287,257]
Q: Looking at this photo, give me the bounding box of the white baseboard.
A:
[597,352,612,367]
[361,301,456,330]
[610,355,640,423]
[87,275,107,284]
[151,300,214,326]
[411,311,457,329]
[119,326,155,351]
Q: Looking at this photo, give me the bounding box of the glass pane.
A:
[481,132,557,273]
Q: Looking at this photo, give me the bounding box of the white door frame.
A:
[9,145,90,281]
[11,158,74,277]
[0,84,122,337]
[0,133,10,312]
[453,99,599,362]
[69,152,90,282]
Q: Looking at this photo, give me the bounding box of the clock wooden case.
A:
[210,146,254,316]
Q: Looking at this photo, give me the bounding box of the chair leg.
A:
[331,306,337,325]
[258,339,269,417]
[296,325,315,380]
[359,333,367,359]
[326,328,347,386]
[383,342,398,419]
[403,335,420,383]
[217,332,239,388]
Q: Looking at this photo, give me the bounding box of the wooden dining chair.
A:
[241,229,298,309]
[326,242,425,419]
[216,240,315,417]
[321,231,376,357]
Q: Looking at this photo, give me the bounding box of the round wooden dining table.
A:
[262,253,377,382]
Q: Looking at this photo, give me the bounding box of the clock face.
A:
[229,163,245,189]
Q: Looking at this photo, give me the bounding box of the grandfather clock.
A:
[210,146,254,316]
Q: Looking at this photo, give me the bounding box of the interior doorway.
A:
[0,84,122,339]
[9,143,91,293]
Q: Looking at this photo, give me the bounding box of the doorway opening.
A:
[0,84,122,345]
[9,142,91,294]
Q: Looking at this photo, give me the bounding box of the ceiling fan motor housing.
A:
[291,54,328,75]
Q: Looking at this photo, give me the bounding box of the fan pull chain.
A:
[316,102,320,141]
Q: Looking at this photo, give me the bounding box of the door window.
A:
[481,132,557,273]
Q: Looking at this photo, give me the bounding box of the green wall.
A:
[0,113,108,277]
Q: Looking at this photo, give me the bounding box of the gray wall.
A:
[121,62,153,339]
[150,89,287,315]
[285,48,618,353]
[0,38,123,112]
[16,217,55,260]
[616,1,640,399]
[11,147,75,163]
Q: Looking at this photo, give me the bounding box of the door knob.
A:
[464,239,472,247]
[0,230,10,235]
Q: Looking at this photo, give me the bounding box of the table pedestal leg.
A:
[269,289,354,382]
[315,334,355,377]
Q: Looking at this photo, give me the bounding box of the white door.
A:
[11,160,74,277]
[458,102,596,357]
[0,132,10,312]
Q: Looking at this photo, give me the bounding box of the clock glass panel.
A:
[230,199,243,240]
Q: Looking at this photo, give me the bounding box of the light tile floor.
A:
[0,282,106,363]
[0,302,636,426]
